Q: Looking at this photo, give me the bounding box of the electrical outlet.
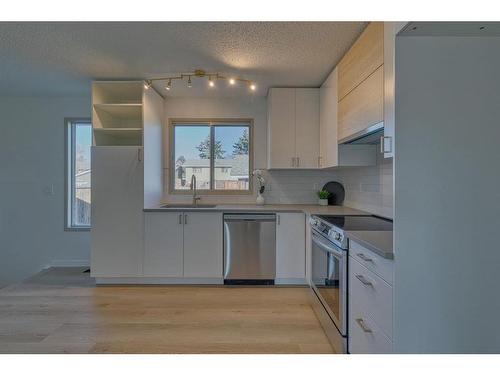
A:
[43,184,55,196]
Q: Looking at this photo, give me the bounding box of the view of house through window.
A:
[172,121,251,192]
[66,119,92,229]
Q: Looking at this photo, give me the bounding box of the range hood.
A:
[338,122,384,145]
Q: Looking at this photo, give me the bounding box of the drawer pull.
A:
[356,318,373,333]
[355,274,373,286]
[356,253,373,262]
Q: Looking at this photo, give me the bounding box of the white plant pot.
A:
[318,198,328,206]
[256,193,265,206]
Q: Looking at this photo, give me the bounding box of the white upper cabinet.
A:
[295,89,320,168]
[267,88,296,169]
[319,67,339,168]
[267,88,320,169]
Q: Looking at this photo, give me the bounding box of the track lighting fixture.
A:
[144,70,256,93]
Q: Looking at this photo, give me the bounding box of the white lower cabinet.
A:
[348,239,394,353]
[144,212,184,277]
[183,212,223,278]
[143,212,223,280]
[276,213,306,283]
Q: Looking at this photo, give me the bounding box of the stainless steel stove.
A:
[309,215,393,249]
[309,214,392,353]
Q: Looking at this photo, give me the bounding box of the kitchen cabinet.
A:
[276,213,306,283]
[91,146,144,277]
[348,239,394,353]
[338,22,384,101]
[320,67,377,167]
[383,22,408,158]
[144,212,223,279]
[319,68,339,168]
[267,88,320,169]
[183,212,223,278]
[295,89,320,168]
[338,65,384,142]
[144,212,184,277]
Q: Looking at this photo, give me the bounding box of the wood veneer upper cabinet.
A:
[338,65,384,142]
[338,22,384,101]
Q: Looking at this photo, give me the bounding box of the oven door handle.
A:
[312,232,344,259]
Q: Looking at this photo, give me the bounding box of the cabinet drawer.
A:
[349,256,393,338]
[348,296,392,354]
[349,240,393,285]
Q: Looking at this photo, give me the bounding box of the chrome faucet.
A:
[190,174,201,206]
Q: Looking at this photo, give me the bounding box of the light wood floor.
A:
[0,268,334,354]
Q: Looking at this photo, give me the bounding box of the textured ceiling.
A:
[0,22,366,97]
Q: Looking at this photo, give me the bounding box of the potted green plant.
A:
[317,189,331,206]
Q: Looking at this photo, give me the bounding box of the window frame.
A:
[64,117,92,231]
[168,118,253,195]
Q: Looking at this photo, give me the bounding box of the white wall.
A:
[162,96,267,204]
[162,95,393,217]
[395,36,500,353]
[0,96,91,287]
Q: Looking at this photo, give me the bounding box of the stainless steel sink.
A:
[160,204,217,209]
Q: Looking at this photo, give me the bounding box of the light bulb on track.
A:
[208,76,215,87]
[187,76,192,88]
[144,80,152,90]
[229,78,236,85]
[249,83,256,91]
[166,79,172,91]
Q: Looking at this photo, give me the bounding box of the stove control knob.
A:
[309,218,318,226]
[334,233,341,241]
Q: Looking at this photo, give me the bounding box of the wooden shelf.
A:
[93,104,143,129]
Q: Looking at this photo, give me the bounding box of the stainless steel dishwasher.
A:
[223,214,276,285]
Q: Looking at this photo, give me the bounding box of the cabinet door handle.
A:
[137,148,142,162]
[356,253,373,262]
[380,136,393,154]
[178,214,182,225]
[277,215,280,225]
[184,214,188,225]
[355,274,373,286]
[355,318,373,333]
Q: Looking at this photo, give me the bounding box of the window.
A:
[65,119,92,230]
[170,120,252,193]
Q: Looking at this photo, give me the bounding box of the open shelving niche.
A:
[92,81,144,146]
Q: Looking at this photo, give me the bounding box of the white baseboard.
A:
[95,277,223,285]
[49,259,90,267]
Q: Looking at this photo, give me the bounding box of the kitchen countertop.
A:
[346,230,394,259]
[144,203,370,216]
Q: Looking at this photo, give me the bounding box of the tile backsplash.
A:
[264,152,393,218]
